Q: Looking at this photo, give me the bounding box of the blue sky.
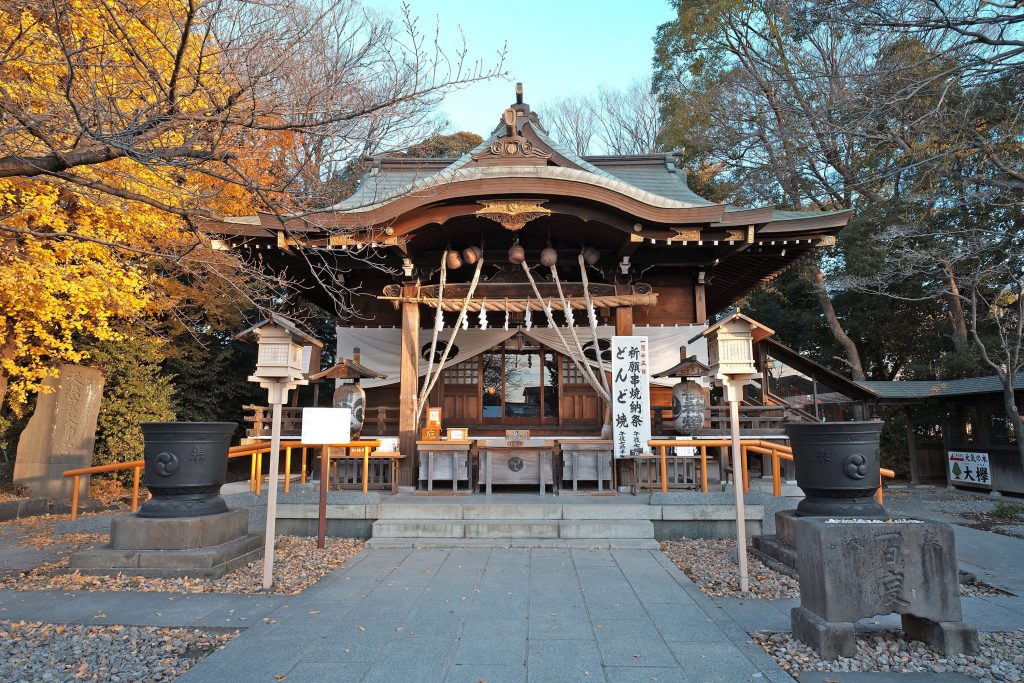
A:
[367,0,676,135]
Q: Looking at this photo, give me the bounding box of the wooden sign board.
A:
[421,426,441,441]
[426,407,442,428]
[447,428,468,441]
[302,407,351,445]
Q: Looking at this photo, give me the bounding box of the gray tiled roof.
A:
[857,373,1024,399]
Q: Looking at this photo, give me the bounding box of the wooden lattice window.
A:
[444,360,478,385]
[560,358,587,385]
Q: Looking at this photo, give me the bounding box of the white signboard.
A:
[301,407,351,445]
[612,335,652,459]
[948,450,992,486]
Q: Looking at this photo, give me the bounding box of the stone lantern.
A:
[652,347,710,435]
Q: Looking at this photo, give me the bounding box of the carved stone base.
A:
[902,614,979,656]
[791,606,856,660]
[69,508,261,578]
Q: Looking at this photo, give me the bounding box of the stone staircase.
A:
[365,503,659,549]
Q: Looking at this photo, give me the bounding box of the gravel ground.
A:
[755,629,1024,682]
[661,538,800,599]
[0,620,237,682]
[660,538,1005,599]
[0,535,364,595]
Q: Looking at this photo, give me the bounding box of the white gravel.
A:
[756,628,1024,682]
[0,621,237,682]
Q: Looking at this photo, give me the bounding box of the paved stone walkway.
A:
[181,547,792,683]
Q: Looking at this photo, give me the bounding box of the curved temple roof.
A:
[199,86,853,313]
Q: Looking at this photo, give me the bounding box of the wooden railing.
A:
[645,438,895,503]
[650,404,814,436]
[63,460,145,521]
[62,443,315,520]
[243,405,401,439]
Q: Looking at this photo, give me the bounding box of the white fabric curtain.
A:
[337,324,708,388]
[336,327,516,388]
[523,325,708,386]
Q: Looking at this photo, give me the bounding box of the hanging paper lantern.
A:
[508,241,525,264]
[524,306,532,330]
[582,246,600,266]
[462,245,482,265]
[333,383,366,435]
[540,246,558,267]
[672,380,706,435]
[446,249,463,270]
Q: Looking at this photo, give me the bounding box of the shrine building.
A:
[202,86,856,493]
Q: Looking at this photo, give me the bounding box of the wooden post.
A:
[694,279,707,324]
[71,476,80,521]
[301,448,307,485]
[700,445,708,493]
[317,446,328,548]
[905,405,920,486]
[398,289,420,487]
[284,447,292,493]
[132,466,141,512]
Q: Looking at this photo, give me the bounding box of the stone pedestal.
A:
[70,508,262,578]
[13,364,104,500]
[791,516,978,658]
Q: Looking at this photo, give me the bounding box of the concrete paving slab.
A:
[527,638,606,683]
[604,667,689,683]
[446,663,528,683]
[593,618,678,667]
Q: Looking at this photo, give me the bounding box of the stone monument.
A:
[780,421,979,659]
[13,364,104,500]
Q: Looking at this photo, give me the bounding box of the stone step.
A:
[365,537,661,550]
[751,533,798,571]
[371,518,655,540]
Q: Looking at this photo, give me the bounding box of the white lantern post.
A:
[237,314,321,590]
[692,311,774,594]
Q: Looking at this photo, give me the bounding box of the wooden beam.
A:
[398,285,420,486]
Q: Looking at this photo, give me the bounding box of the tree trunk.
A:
[809,262,867,381]
[0,372,8,416]
[1000,379,1024,466]
[940,258,970,353]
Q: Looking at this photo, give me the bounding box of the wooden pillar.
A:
[398,287,420,487]
[905,404,920,486]
[694,279,707,324]
[614,286,634,336]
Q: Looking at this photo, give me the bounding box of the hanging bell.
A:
[446,249,463,270]
[540,245,558,267]
[508,241,525,264]
[462,245,482,265]
[582,246,600,266]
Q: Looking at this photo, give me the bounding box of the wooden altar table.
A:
[477,439,555,496]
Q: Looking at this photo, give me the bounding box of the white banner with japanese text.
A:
[612,336,651,459]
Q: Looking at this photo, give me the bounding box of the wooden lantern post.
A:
[237,314,321,589]
[692,311,774,593]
